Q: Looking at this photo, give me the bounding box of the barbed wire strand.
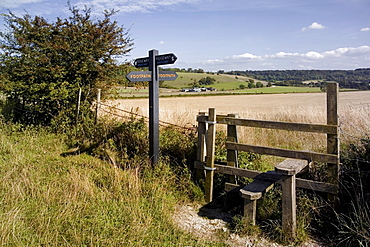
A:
[99,102,195,131]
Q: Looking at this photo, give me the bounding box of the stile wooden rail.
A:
[194,82,340,238]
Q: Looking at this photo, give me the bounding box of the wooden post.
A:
[281,174,296,238]
[75,88,82,126]
[95,89,101,125]
[275,159,308,239]
[227,113,239,184]
[244,199,257,225]
[205,108,216,203]
[326,82,339,187]
[149,49,160,165]
[196,112,207,180]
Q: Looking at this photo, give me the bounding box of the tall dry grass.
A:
[0,121,222,246]
[109,92,370,153]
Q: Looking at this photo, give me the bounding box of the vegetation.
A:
[0,116,224,246]
[0,90,369,245]
[229,69,370,90]
[160,68,370,91]
[0,4,133,125]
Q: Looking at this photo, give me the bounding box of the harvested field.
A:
[104,91,370,151]
[108,91,370,124]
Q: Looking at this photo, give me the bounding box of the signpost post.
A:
[127,50,177,164]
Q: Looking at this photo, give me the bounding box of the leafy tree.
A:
[198,76,216,85]
[0,4,133,125]
[256,81,263,88]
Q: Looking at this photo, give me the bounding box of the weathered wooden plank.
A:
[226,142,339,164]
[224,182,241,192]
[215,163,262,179]
[295,178,339,194]
[240,179,275,200]
[275,158,309,176]
[195,161,339,194]
[216,116,337,134]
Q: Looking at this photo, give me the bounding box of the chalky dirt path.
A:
[172,204,322,246]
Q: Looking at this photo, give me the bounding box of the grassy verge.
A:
[0,120,223,246]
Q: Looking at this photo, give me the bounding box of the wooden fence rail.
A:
[194,82,339,238]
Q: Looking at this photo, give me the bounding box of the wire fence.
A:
[98,102,196,132]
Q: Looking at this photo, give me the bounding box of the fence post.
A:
[326,82,339,188]
[205,108,216,203]
[227,113,239,184]
[75,88,82,126]
[196,112,207,181]
[95,89,101,125]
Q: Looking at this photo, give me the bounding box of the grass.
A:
[163,72,261,90]
[0,120,224,246]
[2,89,369,246]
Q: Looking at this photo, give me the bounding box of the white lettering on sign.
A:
[129,73,151,79]
[159,73,176,78]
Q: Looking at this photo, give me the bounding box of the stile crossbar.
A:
[194,82,340,238]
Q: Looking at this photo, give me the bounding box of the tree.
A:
[248,81,255,88]
[198,76,216,85]
[0,4,133,125]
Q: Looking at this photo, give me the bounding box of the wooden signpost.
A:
[126,50,178,164]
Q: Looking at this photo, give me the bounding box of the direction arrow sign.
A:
[158,71,178,81]
[126,71,151,82]
[155,53,177,66]
[133,57,150,68]
[126,71,178,82]
[133,53,177,68]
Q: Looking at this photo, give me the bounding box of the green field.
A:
[162,72,266,90]
[114,72,322,97]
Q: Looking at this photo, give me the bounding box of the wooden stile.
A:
[194,83,339,239]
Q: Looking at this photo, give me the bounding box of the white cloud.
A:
[361,27,370,32]
[73,0,201,14]
[302,22,326,31]
[232,53,261,59]
[199,46,370,71]
[0,0,44,8]
[159,41,165,45]
[304,51,324,59]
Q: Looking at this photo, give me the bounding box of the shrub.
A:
[0,4,133,126]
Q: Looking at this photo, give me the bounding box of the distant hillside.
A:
[226,68,370,90]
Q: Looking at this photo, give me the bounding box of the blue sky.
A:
[1,0,370,71]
